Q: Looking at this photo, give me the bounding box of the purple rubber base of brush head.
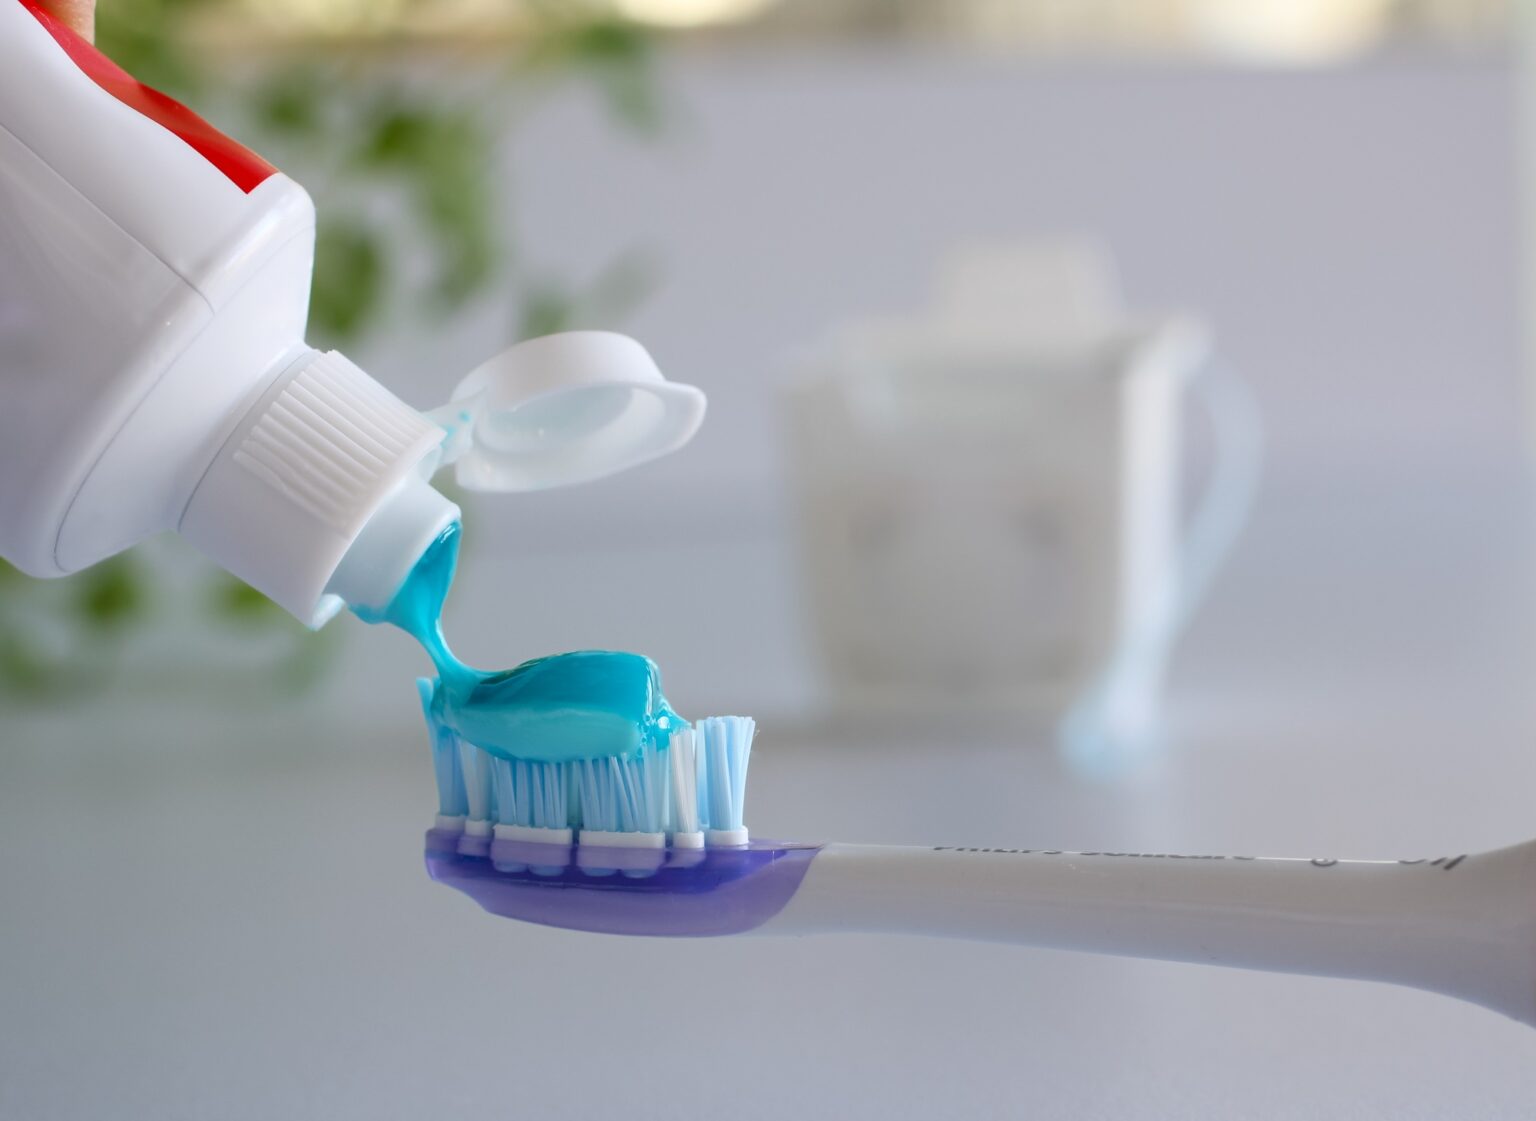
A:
[424,827,822,937]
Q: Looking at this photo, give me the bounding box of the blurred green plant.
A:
[0,1,666,702]
[0,553,145,702]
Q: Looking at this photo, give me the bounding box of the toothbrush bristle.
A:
[458,739,495,826]
[696,715,755,835]
[576,745,670,834]
[490,758,571,831]
[418,678,468,822]
[419,699,755,850]
[669,728,700,835]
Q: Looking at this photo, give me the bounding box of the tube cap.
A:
[426,331,706,492]
[182,348,455,627]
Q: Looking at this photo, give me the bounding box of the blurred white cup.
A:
[783,243,1258,748]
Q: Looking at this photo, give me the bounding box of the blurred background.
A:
[5,1,1536,1117]
[0,0,1525,724]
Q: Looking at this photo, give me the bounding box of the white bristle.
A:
[458,741,494,828]
[669,728,700,836]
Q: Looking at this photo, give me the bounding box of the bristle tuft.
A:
[458,740,494,827]
[669,727,700,836]
[490,758,572,831]
[577,743,670,834]
[418,678,467,820]
[695,716,755,835]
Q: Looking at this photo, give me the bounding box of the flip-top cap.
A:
[429,331,706,492]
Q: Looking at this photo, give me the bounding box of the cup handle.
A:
[1059,363,1264,767]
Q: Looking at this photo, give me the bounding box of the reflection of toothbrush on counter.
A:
[423,712,1536,1029]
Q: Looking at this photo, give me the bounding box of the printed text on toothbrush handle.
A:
[932,848,1468,870]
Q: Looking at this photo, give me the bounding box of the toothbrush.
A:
[420,701,1536,1028]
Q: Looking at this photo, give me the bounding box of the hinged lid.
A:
[426,331,706,492]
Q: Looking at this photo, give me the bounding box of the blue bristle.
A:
[577,744,670,833]
[640,744,671,831]
[490,758,571,830]
[418,678,467,819]
[695,716,755,832]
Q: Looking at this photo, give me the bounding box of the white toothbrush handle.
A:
[762,840,1536,1025]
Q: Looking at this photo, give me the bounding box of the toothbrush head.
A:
[419,701,810,934]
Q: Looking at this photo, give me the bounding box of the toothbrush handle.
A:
[761,841,1536,1025]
